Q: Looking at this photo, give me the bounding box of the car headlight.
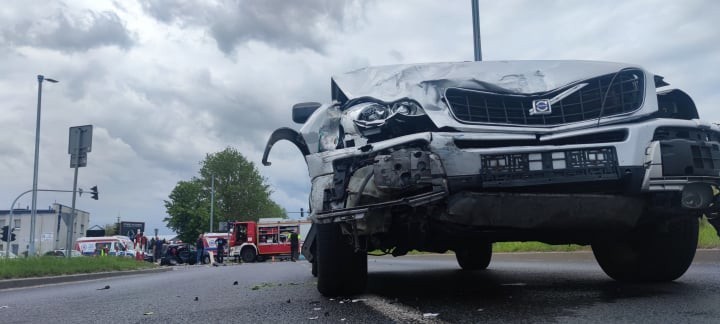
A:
[339,98,430,142]
[390,101,422,116]
[353,100,425,127]
[358,103,390,122]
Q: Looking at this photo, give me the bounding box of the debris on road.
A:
[194,297,199,301]
[423,313,439,318]
[351,298,367,303]
[250,282,276,290]
[308,316,319,320]
[143,312,154,316]
[97,285,110,290]
[233,281,238,285]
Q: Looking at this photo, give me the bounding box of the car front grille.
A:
[445,69,645,126]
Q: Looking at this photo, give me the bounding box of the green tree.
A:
[164,147,286,242]
[164,180,209,243]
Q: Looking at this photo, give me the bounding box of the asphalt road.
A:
[1,250,719,323]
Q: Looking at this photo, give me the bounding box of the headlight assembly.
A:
[358,103,390,122]
[351,99,425,129]
[340,98,432,142]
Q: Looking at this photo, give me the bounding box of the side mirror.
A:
[292,102,321,124]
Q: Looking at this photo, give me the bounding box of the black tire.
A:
[455,242,492,270]
[592,215,698,282]
[316,223,367,296]
[241,247,257,263]
[203,255,210,264]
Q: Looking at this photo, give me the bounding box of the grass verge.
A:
[493,216,720,252]
[0,257,156,280]
[698,216,720,248]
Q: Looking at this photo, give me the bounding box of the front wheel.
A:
[455,242,492,270]
[316,223,367,296]
[241,247,257,263]
[592,215,698,282]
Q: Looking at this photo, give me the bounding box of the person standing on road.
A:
[196,234,204,265]
[154,236,163,263]
[215,237,227,263]
[290,230,299,262]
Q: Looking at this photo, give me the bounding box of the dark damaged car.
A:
[263,60,720,296]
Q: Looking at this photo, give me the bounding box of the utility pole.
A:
[472,0,482,61]
[210,174,215,232]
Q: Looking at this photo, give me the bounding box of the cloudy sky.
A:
[1,0,718,235]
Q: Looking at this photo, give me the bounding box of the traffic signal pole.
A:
[4,188,87,259]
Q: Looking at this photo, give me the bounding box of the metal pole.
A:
[65,129,83,257]
[29,75,44,256]
[210,174,215,232]
[29,75,57,256]
[65,167,79,258]
[472,0,482,61]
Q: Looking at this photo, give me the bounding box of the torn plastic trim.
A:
[262,127,310,166]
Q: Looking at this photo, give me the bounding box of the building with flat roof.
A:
[0,203,89,256]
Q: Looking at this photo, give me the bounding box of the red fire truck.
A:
[228,218,311,262]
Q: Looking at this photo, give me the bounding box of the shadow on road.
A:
[365,267,690,322]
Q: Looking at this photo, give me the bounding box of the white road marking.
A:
[359,294,450,324]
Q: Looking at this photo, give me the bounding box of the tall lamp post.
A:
[28,75,58,256]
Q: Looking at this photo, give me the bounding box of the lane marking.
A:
[360,295,450,324]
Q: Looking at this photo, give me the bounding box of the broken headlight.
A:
[352,100,425,129]
[340,98,433,143]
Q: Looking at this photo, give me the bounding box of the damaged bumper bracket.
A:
[313,190,447,224]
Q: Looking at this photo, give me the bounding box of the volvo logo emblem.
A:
[530,99,552,115]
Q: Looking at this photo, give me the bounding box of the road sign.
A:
[119,221,145,239]
[69,125,92,168]
[70,153,88,168]
[68,125,92,153]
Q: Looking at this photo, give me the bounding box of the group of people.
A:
[195,234,227,264]
[150,236,167,263]
[190,228,299,264]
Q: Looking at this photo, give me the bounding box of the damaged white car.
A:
[262,60,720,296]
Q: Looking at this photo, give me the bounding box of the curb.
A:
[0,267,173,290]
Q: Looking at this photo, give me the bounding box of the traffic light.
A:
[0,225,7,242]
[91,186,99,200]
[10,231,16,242]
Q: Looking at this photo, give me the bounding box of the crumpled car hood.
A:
[332,60,641,102]
[331,60,650,132]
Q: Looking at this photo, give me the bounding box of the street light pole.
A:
[471,0,482,61]
[29,75,58,256]
[210,174,215,232]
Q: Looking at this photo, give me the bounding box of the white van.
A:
[75,235,136,257]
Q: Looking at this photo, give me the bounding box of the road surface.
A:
[0,251,718,323]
